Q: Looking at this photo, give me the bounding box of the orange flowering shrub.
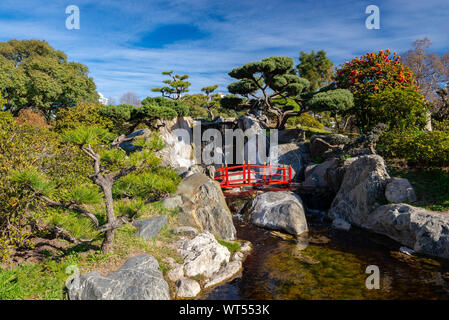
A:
[335,50,423,131]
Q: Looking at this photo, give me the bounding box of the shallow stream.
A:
[201,202,449,300]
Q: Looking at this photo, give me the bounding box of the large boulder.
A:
[178,232,231,277]
[270,142,304,182]
[303,159,337,188]
[68,254,170,300]
[174,173,236,240]
[364,204,449,259]
[248,191,308,235]
[309,134,349,159]
[133,215,168,239]
[329,155,390,226]
[385,177,417,204]
[324,157,358,193]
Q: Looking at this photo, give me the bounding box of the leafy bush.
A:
[141,97,189,117]
[52,103,113,132]
[0,111,95,261]
[287,112,324,129]
[336,49,422,131]
[365,87,427,131]
[378,130,449,166]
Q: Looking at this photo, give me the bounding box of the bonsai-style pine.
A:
[12,126,178,253]
[152,71,191,100]
[222,56,353,129]
[201,85,219,119]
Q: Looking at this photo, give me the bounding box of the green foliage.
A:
[216,238,241,255]
[335,49,422,131]
[226,56,352,129]
[53,103,113,132]
[365,87,427,131]
[0,40,98,119]
[114,199,146,218]
[151,71,191,100]
[141,96,188,117]
[61,126,113,145]
[67,185,102,204]
[297,50,334,91]
[378,130,449,166]
[113,167,181,199]
[308,87,354,114]
[10,168,53,196]
[0,113,56,260]
[287,112,324,129]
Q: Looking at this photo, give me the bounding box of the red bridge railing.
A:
[214,162,292,189]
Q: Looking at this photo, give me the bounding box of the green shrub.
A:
[52,103,113,132]
[287,112,324,129]
[378,130,449,166]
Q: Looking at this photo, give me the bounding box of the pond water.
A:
[201,206,449,300]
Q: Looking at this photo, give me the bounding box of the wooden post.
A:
[288,165,292,183]
[225,163,229,187]
[247,160,251,185]
[268,162,271,184]
[242,160,246,184]
[263,162,266,184]
[283,165,287,183]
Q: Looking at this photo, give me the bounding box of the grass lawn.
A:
[0,201,186,300]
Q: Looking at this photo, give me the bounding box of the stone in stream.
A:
[68,254,170,300]
[133,215,168,239]
[363,203,449,259]
[178,232,231,278]
[248,191,308,236]
[204,261,242,288]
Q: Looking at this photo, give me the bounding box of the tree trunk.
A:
[208,107,214,120]
[100,178,116,253]
[101,229,116,253]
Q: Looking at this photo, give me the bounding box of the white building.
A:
[98,92,108,105]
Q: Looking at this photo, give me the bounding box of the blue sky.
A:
[0,0,448,102]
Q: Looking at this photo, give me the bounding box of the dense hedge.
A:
[378,130,449,166]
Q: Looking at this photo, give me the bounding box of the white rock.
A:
[167,264,184,282]
[176,278,201,298]
[204,261,242,288]
[178,232,230,277]
[240,242,252,254]
[232,251,244,262]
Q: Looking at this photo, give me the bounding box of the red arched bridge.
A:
[214,162,292,189]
